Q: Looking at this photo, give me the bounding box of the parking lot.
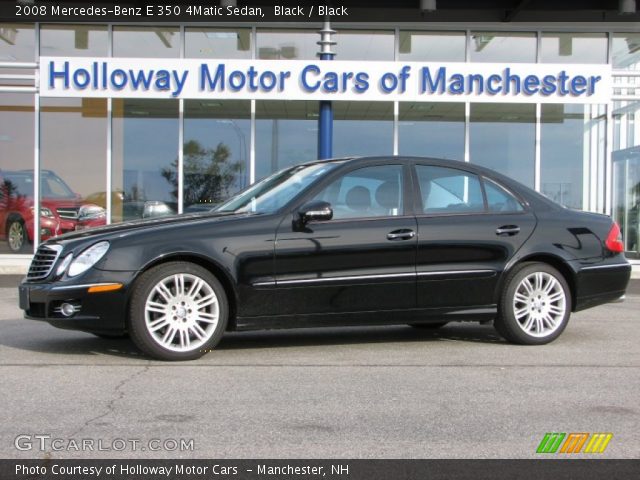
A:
[0,280,638,459]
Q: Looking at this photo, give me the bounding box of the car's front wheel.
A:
[494,262,571,345]
[128,262,228,360]
[7,218,27,253]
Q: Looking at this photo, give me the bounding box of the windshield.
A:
[216,162,341,214]
[3,172,76,200]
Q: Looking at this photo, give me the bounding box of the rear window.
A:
[484,178,524,213]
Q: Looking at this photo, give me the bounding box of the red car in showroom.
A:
[0,170,106,252]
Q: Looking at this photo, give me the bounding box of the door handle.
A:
[496,225,520,236]
[387,229,415,241]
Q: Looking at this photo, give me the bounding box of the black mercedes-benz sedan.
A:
[19,157,631,360]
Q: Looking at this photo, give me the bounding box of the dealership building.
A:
[1,1,640,267]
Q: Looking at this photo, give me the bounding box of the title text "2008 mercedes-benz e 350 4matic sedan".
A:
[19,157,631,360]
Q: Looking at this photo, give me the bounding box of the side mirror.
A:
[297,200,333,224]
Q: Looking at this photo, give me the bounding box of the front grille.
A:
[56,207,79,219]
[27,244,63,281]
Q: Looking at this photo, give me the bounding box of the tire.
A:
[409,322,448,329]
[128,262,228,361]
[7,218,27,253]
[494,262,571,345]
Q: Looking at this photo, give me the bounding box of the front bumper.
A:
[19,270,136,335]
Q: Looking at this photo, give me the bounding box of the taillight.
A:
[605,222,624,253]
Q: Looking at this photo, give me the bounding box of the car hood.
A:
[49,211,248,245]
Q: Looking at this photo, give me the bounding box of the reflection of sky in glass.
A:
[257,29,317,60]
[612,33,640,69]
[40,98,107,199]
[0,94,33,171]
[186,28,251,59]
[541,104,588,209]
[333,120,393,157]
[112,100,178,209]
[470,104,535,188]
[470,32,536,63]
[40,25,108,57]
[334,31,394,61]
[399,103,464,160]
[256,119,317,180]
[0,24,34,61]
[184,117,250,193]
[113,27,179,58]
[121,118,177,202]
[398,32,466,62]
[540,33,607,64]
[255,101,318,180]
[333,101,393,157]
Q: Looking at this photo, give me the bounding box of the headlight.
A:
[55,253,74,277]
[31,206,55,218]
[78,204,106,221]
[68,241,110,277]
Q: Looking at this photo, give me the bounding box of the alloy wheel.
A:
[512,271,567,338]
[8,221,25,252]
[144,273,219,352]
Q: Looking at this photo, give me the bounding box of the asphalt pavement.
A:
[0,284,638,459]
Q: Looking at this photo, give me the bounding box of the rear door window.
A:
[415,165,485,214]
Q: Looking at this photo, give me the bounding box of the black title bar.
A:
[3,1,640,23]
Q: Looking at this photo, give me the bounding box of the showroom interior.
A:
[1,5,639,264]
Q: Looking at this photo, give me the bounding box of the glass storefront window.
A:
[0,23,34,62]
[256,101,318,180]
[0,23,35,84]
[398,31,466,62]
[40,98,108,240]
[540,104,590,209]
[40,25,108,57]
[0,94,34,254]
[113,26,180,58]
[399,102,465,160]
[334,30,394,61]
[613,101,640,256]
[257,29,316,60]
[540,33,607,64]
[183,100,250,211]
[470,103,535,188]
[333,102,393,157]
[112,99,179,222]
[186,28,251,59]
[612,33,640,70]
[470,32,536,63]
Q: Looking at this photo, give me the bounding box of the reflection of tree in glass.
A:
[161,140,243,207]
[1,179,26,205]
[2,180,19,198]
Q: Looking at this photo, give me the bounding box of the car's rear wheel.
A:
[128,262,228,360]
[495,262,571,345]
[409,322,448,329]
[7,218,27,253]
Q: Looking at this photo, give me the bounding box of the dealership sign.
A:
[40,57,611,104]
